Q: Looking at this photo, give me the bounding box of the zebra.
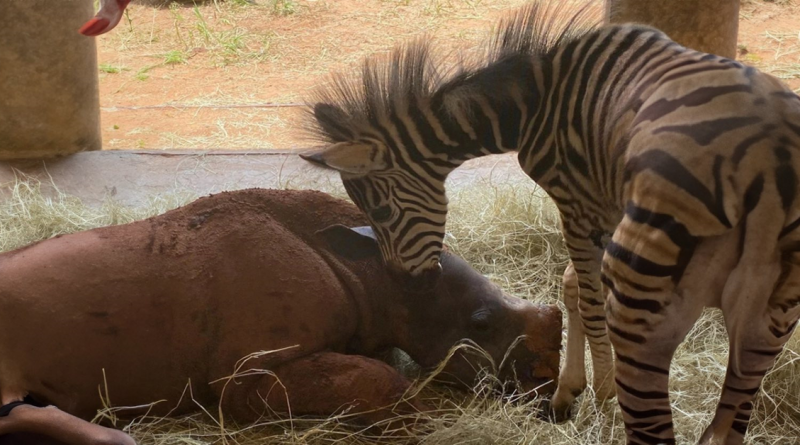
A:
[300,1,800,444]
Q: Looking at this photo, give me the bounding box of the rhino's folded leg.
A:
[0,402,135,445]
[219,351,429,429]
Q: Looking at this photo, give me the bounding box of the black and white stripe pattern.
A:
[342,171,449,279]
[303,2,800,443]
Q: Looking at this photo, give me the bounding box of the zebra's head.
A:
[299,41,462,290]
[301,134,450,291]
[302,1,600,289]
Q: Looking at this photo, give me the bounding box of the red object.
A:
[78,0,131,36]
[78,17,111,37]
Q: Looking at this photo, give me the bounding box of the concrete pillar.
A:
[606,0,740,59]
[0,0,101,160]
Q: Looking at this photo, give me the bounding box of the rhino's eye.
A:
[471,309,491,332]
[370,205,392,223]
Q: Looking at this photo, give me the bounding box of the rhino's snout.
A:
[515,303,562,396]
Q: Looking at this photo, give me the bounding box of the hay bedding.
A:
[1,178,799,444]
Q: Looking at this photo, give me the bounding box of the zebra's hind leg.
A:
[605,280,704,445]
[549,263,588,421]
[602,205,708,445]
[699,253,800,445]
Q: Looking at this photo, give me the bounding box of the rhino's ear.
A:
[317,224,380,261]
[299,142,388,175]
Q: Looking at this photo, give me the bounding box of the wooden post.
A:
[606,0,740,59]
[0,0,101,160]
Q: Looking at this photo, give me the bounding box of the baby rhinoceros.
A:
[0,189,561,445]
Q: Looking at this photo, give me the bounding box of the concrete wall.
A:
[0,0,101,160]
[606,0,740,59]
[0,151,529,207]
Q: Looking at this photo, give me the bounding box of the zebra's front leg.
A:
[700,255,800,445]
[549,238,615,421]
[549,263,587,421]
[581,270,616,403]
[570,245,616,402]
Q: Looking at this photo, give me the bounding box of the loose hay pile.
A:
[1,178,798,444]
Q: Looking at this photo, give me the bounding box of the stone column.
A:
[0,0,101,160]
[606,0,740,59]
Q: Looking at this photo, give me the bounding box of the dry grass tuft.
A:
[1,178,799,444]
[446,180,568,303]
[0,174,193,252]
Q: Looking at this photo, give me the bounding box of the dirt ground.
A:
[95,0,800,150]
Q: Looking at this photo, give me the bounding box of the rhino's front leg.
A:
[0,402,135,445]
[549,263,588,421]
[217,351,429,429]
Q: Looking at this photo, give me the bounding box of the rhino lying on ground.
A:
[0,189,562,445]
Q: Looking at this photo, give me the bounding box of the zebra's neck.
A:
[439,26,684,208]
[403,24,689,210]
[432,57,537,164]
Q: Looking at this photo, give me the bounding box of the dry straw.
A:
[1,176,798,444]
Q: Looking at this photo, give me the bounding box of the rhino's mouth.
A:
[518,375,558,398]
[429,362,558,402]
[499,362,558,399]
[479,375,557,405]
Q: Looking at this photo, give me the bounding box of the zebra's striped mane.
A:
[304,0,602,145]
[484,0,601,65]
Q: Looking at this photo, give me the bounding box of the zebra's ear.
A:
[299,142,388,175]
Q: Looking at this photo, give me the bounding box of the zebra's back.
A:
[621,48,800,241]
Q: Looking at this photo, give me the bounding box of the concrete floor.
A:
[0,150,530,207]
